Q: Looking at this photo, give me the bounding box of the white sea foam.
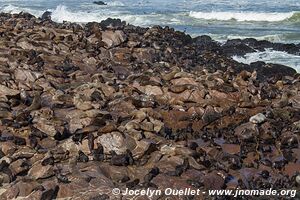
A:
[189,11,296,22]
[1,4,20,13]
[232,49,300,72]
[48,5,154,25]
[0,3,299,44]
[190,34,285,45]
[0,4,156,27]
[227,35,283,42]
[50,5,101,23]
[1,4,43,16]
[106,1,125,7]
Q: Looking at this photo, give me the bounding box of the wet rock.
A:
[222,39,256,56]
[41,11,52,21]
[193,35,220,52]
[93,1,107,5]
[253,62,297,80]
[100,18,126,30]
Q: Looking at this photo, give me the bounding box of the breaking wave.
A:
[189,11,299,22]
[50,5,100,23]
[49,5,154,25]
[0,4,145,24]
[232,49,300,72]
[1,3,299,44]
[0,4,44,16]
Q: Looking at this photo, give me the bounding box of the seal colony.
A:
[0,12,299,199]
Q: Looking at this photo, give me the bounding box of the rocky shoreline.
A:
[0,12,299,199]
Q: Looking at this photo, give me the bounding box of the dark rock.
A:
[0,12,298,198]
[222,39,256,56]
[144,167,160,183]
[77,151,89,162]
[250,62,297,80]
[72,133,84,144]
[120,175,130,183]
[40,185,59,200]
[110,150,134,166]
[193,35,221,52]
[13,136,26,146]
[56,174,70,183]
[99,18,126,30]
[41,156,55,166]
[18,12,35,19]
[261,170,270,179]
[0,149,5,158]
[89,194,110,200]
[126,179,140,189]
[167,158,189,176]
[88,133,94,152]
[241,38,300,56]
[92,145,104,161]
[41,11,52,21]
[273,43,300,55]
[203,172,224,190]
[29,135,38,149]
[0,161,9,172]
[93,1,107,6]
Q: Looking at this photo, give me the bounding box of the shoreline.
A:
[3,11,300,68]
[2,5,300,43]
[0,12,299,199]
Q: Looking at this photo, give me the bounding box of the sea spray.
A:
[232,49,300,72]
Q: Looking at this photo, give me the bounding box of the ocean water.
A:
[0,0,300,71]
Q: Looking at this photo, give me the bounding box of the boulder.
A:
[102,30,127,48]
[28,163,55,180]
[41,11,52,21]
